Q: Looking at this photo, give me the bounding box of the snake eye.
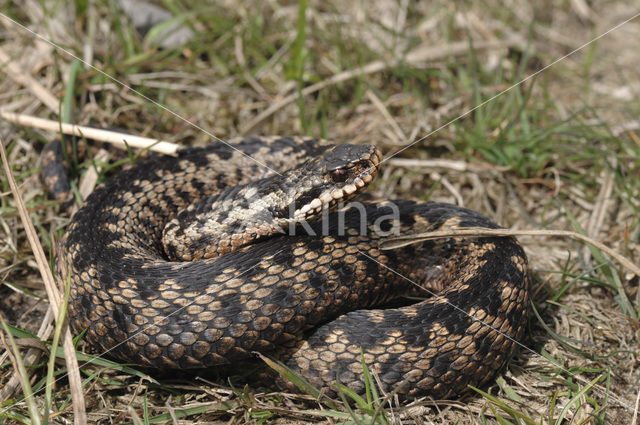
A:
[331,168,348,182]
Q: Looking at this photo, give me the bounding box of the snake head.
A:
[288,144,382,222]
[163,143,383,259]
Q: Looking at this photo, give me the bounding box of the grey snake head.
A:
[162,143,382,260]
[285,144,382,222]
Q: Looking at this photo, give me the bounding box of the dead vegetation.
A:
[0,0,639,423]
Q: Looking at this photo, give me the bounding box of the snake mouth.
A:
[294,145,382,221]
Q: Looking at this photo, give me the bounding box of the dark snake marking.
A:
[56,136,529,400]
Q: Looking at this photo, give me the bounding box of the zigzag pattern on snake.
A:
[56,136,529,400]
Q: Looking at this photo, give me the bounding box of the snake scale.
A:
[56,136,529,400]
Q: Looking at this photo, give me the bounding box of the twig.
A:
[387,157,511,172]
[0,135,87,424]
[380,227,640,278]
[1,111,179,155]
[631,384,640,425]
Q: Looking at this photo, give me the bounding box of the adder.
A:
[54,136,529,400]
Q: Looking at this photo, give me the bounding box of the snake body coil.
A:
[57,136,529,400]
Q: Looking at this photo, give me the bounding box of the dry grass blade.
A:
[0,45,59,112]
[1,111,179,155]
[0,136,87,425]
[1,1,639,422]
[633,386,640,425]
[240,38,524,133]
[380,228,640,278]
[44,277,72,425]
[77,149,110,202]
[366,89,406,142]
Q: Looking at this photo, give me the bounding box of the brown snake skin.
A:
[56,136,529,400]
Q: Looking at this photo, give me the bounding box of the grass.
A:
[1,0,639,424]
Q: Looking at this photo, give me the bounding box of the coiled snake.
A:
[56,136,529,400]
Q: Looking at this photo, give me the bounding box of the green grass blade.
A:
[334,382,364,425]
[359,349,376,406]
[554,375,603,425]
[0,314,42,425]
[144,12,194,47]
[255,352,338,409]
[119,403,228,425]
[562,205,636,318]
[487,403,518,425]
[333,383,368,411]
[62,59,82,123]
[51,346,156,380]
[143,391,150,425]
[471,386,537,425]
